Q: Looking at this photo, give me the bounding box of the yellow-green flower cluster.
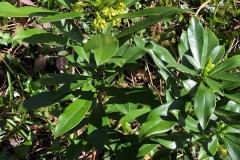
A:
[72,1,87,12]
[93,12,108,30]
[72,0,126,30]
[102,2,125,26]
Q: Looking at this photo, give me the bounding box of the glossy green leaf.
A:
[215,108,240,126]
[139,117,176,140]
[182,79,197,92]
[54,97,92,138]
[57,0,76,9]
[73,46,90,63]
[116,7,193,18]
[134,36,147,49]
[40,73,89,85]
[198,135,218,160]
[209,55,240,75]
[183,54,199,69]
[53,19,84,43]
[84,34,119,66]
[225,93,240,104]
[106,56,125,67]
[221,81,240,90]
[201,30,219,68]
[209,72,240,83]
[147,49,176,80]
[210,45,225,64]
[224,100,240,112]
[88,104,109,152]
[105,87,133,114]
[187,16,204,69]
[0,2,56,17]
[23,91,61,110]
[13,29,68,45]
[204,76,223,96]
[119,107,151,123]
[114,44,129,56]
[116,13,177,39]
[148,96,188,119]
[122,46,145,63]
[146,41,195,75]
[124,0,141,7]
[53,81,91,99]
[106,87,160,114]
[178,112,200,132]
[156,132,191,150]
[223,133,240,160]
[178,31,189,58]
[116,141,158,160]
[145,41,176,64]
[40,12,84,23]
[194,83,216,130]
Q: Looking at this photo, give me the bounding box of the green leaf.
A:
[204,76,223,96]
[221,81,240,90]
[156,132,191,150]
[116,7,193,18]
[198,135,218,160]
[119,107,151,123]
[225,93,240,104]
[116,6,193,39]
[116,15,173,39]
[105,87,133,114]
[105,87,160,114]
[146,41,195,75]
[40,12,84,23]
[224,100,240,113]
[57,0,77,9]
[147,48,176,80]
[187,16,204,69]
[23,91,61,110]
[53,81,91,99]
[122,46,145,63]
[201,30,219,68]
[53,19,84,43]
[84,34,119,66]
[0,2,56,17]
[40,73,89,85]
[13,29,68,46]
[116,141,158,160]
[88,104,109,152]
[210,45,225,64]
[209,72,240,83]
[124,0,141,7]
[73,46,90,63]
[194,83,216,130]
[223,133,240,160]
[178,112,200,132]
[145,41,176,64]
[182,79,197,92]
[54,96,92,138]
[106,56,125,67]
[215,108,240,126]
[209,55,240,75]
[178,31,189,59]
[139,116,176,140]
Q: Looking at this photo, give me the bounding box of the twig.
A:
[144,55,154,86]
[195,0,211,16]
